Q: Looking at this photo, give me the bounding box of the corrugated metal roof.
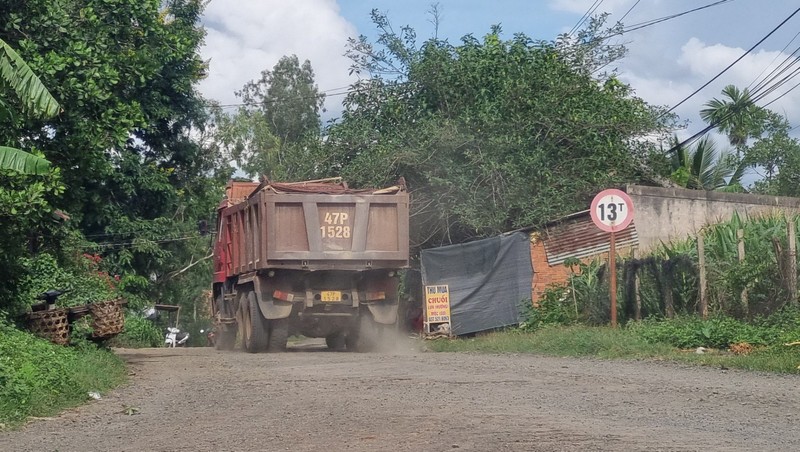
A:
[542,212,638,265]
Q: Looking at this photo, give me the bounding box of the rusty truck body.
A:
[211,178,409,352]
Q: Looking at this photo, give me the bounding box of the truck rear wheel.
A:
[325,332,346,351]
[243,292,269,353]
[268,318,289,352]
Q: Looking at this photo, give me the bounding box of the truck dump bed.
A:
[215,179,409,279]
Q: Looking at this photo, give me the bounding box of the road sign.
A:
[590,189,635,329]
[590,189,634,233]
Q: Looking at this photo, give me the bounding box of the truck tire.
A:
[268,318,289,352]
[246,291,269,353]
[325,332,346,351]
[215,324,236,351]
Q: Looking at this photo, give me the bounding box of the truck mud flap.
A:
[366,302,398,325]
[251,275,293,320]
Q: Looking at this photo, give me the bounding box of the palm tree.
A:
[700,85,761,149]
[669,135,746,191]
[0,37,60,175]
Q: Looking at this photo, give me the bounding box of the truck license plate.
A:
[320,291,342,302]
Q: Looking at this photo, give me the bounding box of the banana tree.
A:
[0,37,60,174]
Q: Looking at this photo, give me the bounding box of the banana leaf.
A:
[0,146,50,174]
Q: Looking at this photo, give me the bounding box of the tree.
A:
[0,1,226,312]
[237,55,325,145]
[700,85,763,150]
[318,11,675,248]
[668,135,744,191]
[213,55,324,179]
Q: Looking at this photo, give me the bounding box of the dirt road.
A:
[1,340,798,451]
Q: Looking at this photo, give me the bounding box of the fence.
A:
[562,213,800,324]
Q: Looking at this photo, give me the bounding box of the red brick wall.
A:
[529,233,576,305]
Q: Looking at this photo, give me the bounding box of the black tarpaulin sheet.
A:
[420,232,532,335]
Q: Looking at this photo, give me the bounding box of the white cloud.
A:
[198,0,359,117]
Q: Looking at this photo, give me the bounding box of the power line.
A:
[619,0,733,35]
[93,233,210,249]
[569,0,603,36]
[666,6,800,115]
[209,88,353,110]
[747,31,800,91]
[665,50,800,155]
[618,0,641,23]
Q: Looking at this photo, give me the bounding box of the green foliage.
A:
[210,54,325,179]
[426,326,800,373]
[113,315,163,348]
[0,322,126,426]
[308,11,676,249]
[14,253,118,311]
[237,55,324,145]
[557,213,800,323]
[0,146,50,175]
[0,37,59,118]
[630,316,773,349]
[519,289,577,332]
[668,135,744,191]
[700,85,763,149]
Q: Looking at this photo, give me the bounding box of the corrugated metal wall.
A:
[542,211,638,265]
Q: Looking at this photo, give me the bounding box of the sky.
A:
[199,0,800,145]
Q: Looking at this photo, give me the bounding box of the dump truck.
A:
[211,177,409,352]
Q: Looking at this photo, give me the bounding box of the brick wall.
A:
[529,232,576,304]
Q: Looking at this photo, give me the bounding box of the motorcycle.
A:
[164,326,190,347]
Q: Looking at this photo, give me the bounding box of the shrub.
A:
[112,315,163,348]
[0,322,126,426]
[519,285,578,332]
[629,314,798,349]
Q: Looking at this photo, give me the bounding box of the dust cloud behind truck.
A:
[211,178,410,352]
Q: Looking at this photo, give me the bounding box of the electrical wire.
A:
[618,0,641,23]
[665,6,800,115]
[569,0,604,37]
[619,0,733,35]
[207,83,357,109]
[665,56,800,155]
[747,31,800,90]
[93,233,212,249]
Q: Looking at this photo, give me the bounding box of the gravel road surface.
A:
[1,339,798,451]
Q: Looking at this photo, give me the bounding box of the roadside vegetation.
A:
[427,324,800,374]
[430,213,800,374]
[0,322,127,429]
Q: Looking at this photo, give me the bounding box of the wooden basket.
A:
[27,308,70,345]
[90,299,125,338]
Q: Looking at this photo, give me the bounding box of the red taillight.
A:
[273,290,294,302]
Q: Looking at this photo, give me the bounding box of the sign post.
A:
[590,189,634,328]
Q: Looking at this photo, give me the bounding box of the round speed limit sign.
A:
[590,189,634,233]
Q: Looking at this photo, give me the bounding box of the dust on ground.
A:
[1,339,799,451]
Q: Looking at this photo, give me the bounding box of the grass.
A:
[426,325,800,374]
[0,325,128,429]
